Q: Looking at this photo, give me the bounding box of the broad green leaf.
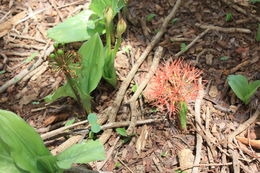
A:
[44,83,76,103]
[88,113,98,124]
[228,75,249,104]
[47,10,97,43]
[0,139,26,173]
[56,140,105,169]
[228,75,260,104]
[91,123,101,133]
[116,128,127,137]
[78,33,105,94]
[246,80,260,103]
[90,0,125,18]
[78,91,92,114]
[103,48,117,87]
[179,101,187,129]
[0,110,59,173]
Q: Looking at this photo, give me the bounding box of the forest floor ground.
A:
[0,0,260,172]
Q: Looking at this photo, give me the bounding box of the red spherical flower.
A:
[145,59,203,115]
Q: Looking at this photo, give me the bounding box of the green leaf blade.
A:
[47,10,94,43]
[56,140,105,169]
[78,33,105,94]
[227,75,249,104]
[0,110,59,173]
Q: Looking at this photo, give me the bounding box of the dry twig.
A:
[126,46,163,135]
[192,78,204,173]
[99,0,182,144]
[195,23,251,33]
[174,29,210,58]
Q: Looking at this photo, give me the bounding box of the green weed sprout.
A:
[227,75,260,104]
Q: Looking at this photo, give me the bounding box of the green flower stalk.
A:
[114,18,127,54]
[104,6,114,50]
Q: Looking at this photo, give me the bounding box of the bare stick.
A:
[174,162,232,172]
[228,105,260,145]
[174,29,210,57]
[0,41,51,94]
[99,0,182,144]
[41,120,88,140]
[126,46,163,135]
[195,23,251,33]
[192,78,204,173]
[219,0,260,22]
[101,118,162,130]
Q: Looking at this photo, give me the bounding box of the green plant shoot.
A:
[227,75,260,104]
[256,23,260,41]
[225,13,232,22]
[179,101,187,130]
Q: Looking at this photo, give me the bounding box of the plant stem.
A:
[113,36,122,56]
[105,23,111,50]
[64,72,83,110]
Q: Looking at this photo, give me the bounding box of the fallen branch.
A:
[192,78,204,173]
[0,41,52,94]
[219,0,260,23]
[195,23,251,33]
[174,29,210,58]
[126,46,163,135]
[228,105,260,145]
[41,118,161,141]
[99,0,182,144]
[174,162,232,172]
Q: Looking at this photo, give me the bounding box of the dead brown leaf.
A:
[236,136,260,149]
[43,113,69,126]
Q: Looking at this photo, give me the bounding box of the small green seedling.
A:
[227,75,260,104]
[116,128,133,143]
[256,23,260,41]
[31,101,40,105]
[220,56,230,61]
[0,70,6,74]
[180,43,187,51]
[88,113,101,133]
[23,52,38,63]
[146,13,156,21]
[225,13,232,22]
[132,84,138,93]
[160,151,167,157]
[114,162,122,168]
[172,18,178,24]
[64,118,76,126]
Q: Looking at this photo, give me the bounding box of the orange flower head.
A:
[145,59,203,115]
